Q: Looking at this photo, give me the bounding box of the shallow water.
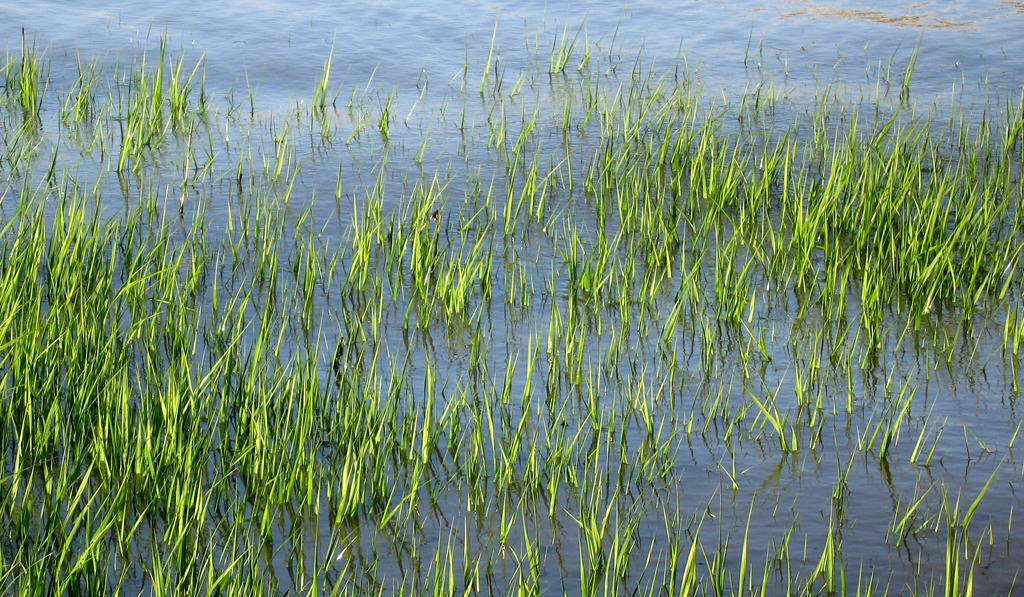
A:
[2,1,1024,596]
[4,0,1024,105]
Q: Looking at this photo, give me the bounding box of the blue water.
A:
[4,0,1023,108]
[3,1,1024,595]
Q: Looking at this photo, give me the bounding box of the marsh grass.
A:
[0,26,1022,597]
[1,29,47,124]
[60,56,101,128]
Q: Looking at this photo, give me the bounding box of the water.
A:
[2,1,1024,595]
[5,0,1024,107]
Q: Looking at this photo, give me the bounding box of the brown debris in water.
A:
[1000,1,1024,14]
[779,2,988,31]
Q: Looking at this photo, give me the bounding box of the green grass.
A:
[2,30,46,122]
[0,26,1022,596]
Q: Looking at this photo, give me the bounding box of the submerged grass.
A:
[0,26,1022,596]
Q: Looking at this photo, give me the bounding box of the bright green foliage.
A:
[0,27,1022,597]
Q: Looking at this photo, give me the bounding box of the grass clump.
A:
[0,26,1022,596]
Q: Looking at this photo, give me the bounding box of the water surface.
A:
[1,1,1023,595]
